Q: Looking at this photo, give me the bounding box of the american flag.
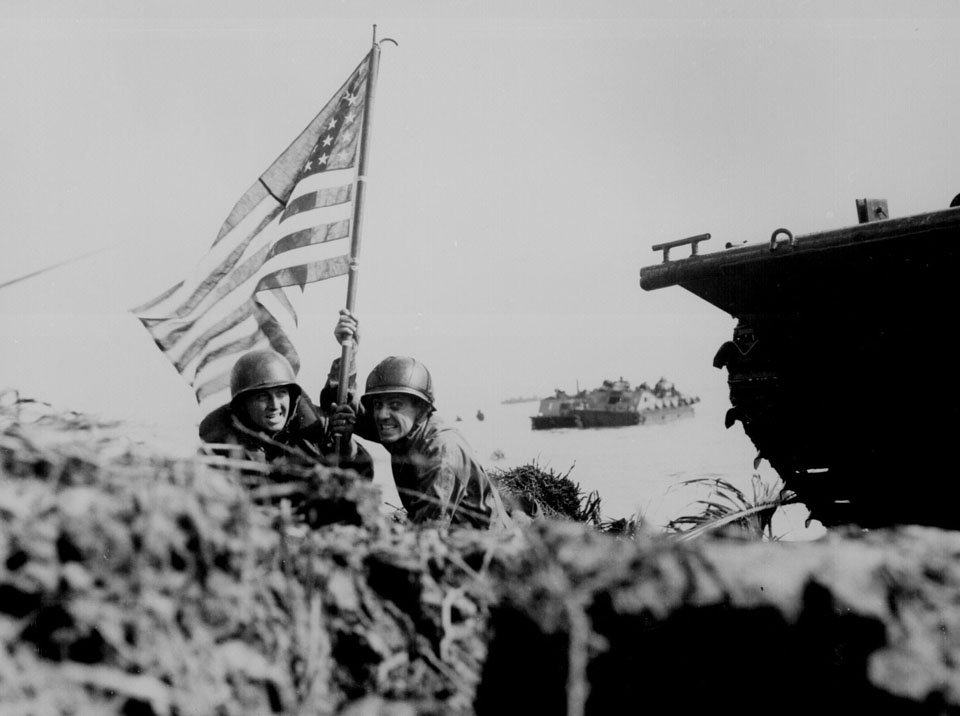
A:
[133,53,371,414]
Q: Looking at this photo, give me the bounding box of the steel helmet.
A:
[229,349,302,405]
[363,356,434,407]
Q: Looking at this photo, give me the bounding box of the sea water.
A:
[363,394,825,541]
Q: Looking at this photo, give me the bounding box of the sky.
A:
[2,0,960,446]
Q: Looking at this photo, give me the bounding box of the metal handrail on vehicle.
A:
[651,233,711,263]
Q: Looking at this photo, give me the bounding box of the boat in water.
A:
[530,377,699,430]
[500,395,540,405]
[639,194,960,529]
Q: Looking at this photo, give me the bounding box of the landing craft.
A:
[500,395,540,405]
[530,377,698,430]
[640,195,960,529]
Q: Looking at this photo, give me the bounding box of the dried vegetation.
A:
[0,396,522,715]
[2,394,959,715]
[491,461,601,525]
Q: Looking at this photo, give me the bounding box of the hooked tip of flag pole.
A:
[371,24,398,48]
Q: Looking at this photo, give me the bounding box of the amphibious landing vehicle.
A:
[640,196,960,528]
[530,377,699,430]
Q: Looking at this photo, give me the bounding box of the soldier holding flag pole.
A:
[133,29,394,479]
[332,26,390,457]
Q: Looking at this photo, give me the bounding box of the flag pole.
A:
[334,26,392,454]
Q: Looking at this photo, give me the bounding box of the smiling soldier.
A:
[350,355,507,528]
[198,344,373,479]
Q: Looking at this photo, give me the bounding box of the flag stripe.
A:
[256,299,299,365]
[214,182,271,246]
[271,218,351,260]
[195,369,232,404]
[132,51,372,413]
[131,279,183,315]
[140,193,282,320]
[145,186,351,341]
[146,214,347,348]
[284,166,358,196]
[191,314,265,389]
[281,185,353,222]
[259,284,300,329]
[192,324,264,381]
[159,203,284,321]
[257,255,350,291]
[153,236,351,357]
[171,301,256,371]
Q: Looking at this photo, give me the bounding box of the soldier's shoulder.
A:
[199,403,235,443]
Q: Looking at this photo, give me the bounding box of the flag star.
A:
[341,132,353,144]
[344,91,359,105]
[344,111,356,125]
[303,160,313,171]
[337,149,351,162]
[317,153,329,165]
[327,118,338,130]
[322,135,333,147]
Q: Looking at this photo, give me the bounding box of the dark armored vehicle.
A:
[640,196,960,529]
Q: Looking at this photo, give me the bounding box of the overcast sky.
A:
[2,0,959,441]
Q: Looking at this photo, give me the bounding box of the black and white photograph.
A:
[2,1,959,713]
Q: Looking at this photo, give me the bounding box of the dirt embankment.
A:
[1,399,959,715]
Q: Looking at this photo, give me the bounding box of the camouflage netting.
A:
[3,396,960,716]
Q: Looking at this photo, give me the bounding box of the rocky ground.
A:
[1,396,959,715]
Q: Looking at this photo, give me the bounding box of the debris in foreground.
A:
[1,397,959,715]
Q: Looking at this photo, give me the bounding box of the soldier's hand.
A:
[329,402,356,437]
[334,308,360,346]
